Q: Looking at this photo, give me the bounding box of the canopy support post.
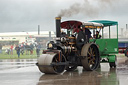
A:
[117,24,118,39]
[109,26,110,38]
[102,28,104,39]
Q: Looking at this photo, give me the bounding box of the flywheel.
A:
[81,43,100,71]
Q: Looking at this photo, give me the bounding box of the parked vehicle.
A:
[118,38,128,57]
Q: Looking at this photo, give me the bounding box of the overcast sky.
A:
[0,0,128,33]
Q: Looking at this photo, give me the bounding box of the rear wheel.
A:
[109,56,117,68]
[109,62,116,68]
[81,43,100,71]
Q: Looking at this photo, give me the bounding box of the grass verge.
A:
[0,50,38,59]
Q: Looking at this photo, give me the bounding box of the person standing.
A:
[10,45,13,55]
[0,44,2,53]
[84,28,92,39]
[15,45,20,58]
[20,43,25,55]
[83,27,92,42]
[25,43,30,55]
[30,43,34,55]
[36,43,41,57]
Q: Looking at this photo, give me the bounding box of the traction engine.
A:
[36,17,100,74]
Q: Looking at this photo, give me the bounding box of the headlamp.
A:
[48,43,53,48]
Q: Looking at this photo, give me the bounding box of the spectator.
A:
[15,45,20,58]
[25,43,31,55]
[36,43,41,57]
[30,43,34,55]
[10,45,13,55]
[5,48,10,55]
[20,43,25,55]
[0,44,2,53]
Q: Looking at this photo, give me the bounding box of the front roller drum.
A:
[81,43,100,71]
[37,53,66,74]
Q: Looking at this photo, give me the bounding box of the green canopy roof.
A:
[89,20,118,26]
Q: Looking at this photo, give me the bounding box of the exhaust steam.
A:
[58,0,119,18]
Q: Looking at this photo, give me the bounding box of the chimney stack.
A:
[55,17,61,37]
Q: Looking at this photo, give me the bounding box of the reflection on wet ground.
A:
[38,67,119,85]
[37,55,128,85]
[0,59,37,70]
[116,56,128,85]
[0,55,128,85]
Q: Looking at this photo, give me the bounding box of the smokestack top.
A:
[55,17,61,20]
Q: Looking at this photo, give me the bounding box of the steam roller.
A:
[36,43,100,74]
[36,17,101,74]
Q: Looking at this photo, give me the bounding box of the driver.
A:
[83,27,92,42]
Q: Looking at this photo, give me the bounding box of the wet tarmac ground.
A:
[0,54,128,85]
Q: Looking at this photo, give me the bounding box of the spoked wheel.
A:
[66,64,77,71]
[37,53,66,74]
[81,43,100,71]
